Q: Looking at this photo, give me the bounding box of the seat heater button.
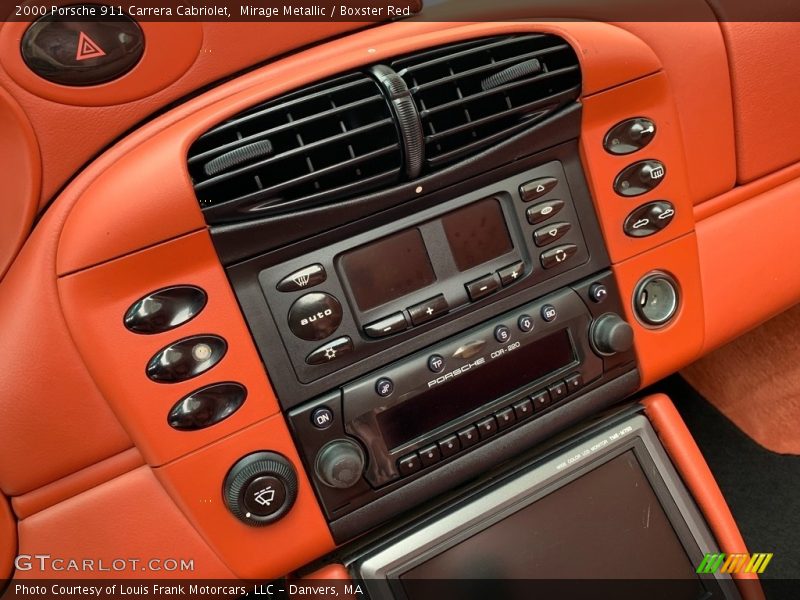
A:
[146,335,227,383]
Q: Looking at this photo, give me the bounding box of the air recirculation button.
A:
[146,335,227,383]
[167,382,246,431]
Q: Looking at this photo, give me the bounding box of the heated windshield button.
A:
[277,264,326,292]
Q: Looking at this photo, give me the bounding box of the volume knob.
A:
[591,313,634,356]
[315,440,366,489]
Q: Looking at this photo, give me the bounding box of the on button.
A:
[21,9,145,86]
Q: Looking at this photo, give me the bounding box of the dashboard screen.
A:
[376,329,575,449]
[442,198,513,271]
[341,228,436,312]
[400,451,704,599]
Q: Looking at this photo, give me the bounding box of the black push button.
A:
[465,274,500,301]
[398,454,421,477]
[518,314,534,333]
[494,407,516,430]
[540,244,578,269]
[494,325,511,344]
[531,390,550,412]
[565,373,584,394]
[589,283,609,304]
[548,381,568,403]
[364,312,408,338]
[146,335,226,383]
[124,285,207,334]
[288,292,343,341]
[533,221,572,247]
[428,354,445,373]
[243,475,288,518]
[277,264,326,292]
[519,177,558,202]
[21,9,144,86]
[476,416,498,440]
[457,425,480,448]
[526,199,565,225]
[604,118,656,155]
[438,435,461,458]
[305,336,354,365]
[541,304,557,322]
[614,160,666,197]
[375,377,394,397]
[497,261,525,286]
[311,407,335,429]
[513,398,534,420]
[408,294,448,326]
[167,383,246,431]
[418,444,441,468]
[623,201,676,238]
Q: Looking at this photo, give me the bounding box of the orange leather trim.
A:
[0,21,202,106]
[642,394,763,599]
[695,175,800,353]
[0,21,371,205]
[15,467,235,579]
[720,23,800,184]
[0,494,16,582]
[0,86,40,280]
[156,414,335,580]
[301,564,351,580]
[612,234,704,387]
[12,448,145,520]
[580,72,694,265]
[615,22,735,205]
[55,20,660,275]
[0,206,133,497]
[695,161,800,221]
[58,230,280,467]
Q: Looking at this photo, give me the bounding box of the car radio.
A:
[288,271,636,524]
[224,143,640,538]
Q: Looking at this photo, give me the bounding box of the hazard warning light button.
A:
[21,8,144,86]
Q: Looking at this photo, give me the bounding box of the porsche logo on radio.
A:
[427,357,486,389]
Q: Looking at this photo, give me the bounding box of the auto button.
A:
[288,292,342,341]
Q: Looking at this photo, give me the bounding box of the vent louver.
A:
[390,34,581,169]
[188,72,403,222]
[188,34,581,224]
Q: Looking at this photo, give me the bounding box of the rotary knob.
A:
[314,440,366,489]
[591,313,634,356]
[223,452,298,527]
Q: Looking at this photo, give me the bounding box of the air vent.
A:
[188,72,403,222]
[391,35,581,169]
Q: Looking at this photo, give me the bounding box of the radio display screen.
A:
[377,329,575,449]
[442,198,513,272]
[341,228,436,312]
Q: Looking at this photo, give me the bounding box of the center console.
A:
[210,34,640,541]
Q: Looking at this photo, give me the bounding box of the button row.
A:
[396,371,584,478]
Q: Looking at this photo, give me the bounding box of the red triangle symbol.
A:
[75,31,106,61]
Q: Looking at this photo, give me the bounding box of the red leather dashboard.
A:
[1,14,796,585]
